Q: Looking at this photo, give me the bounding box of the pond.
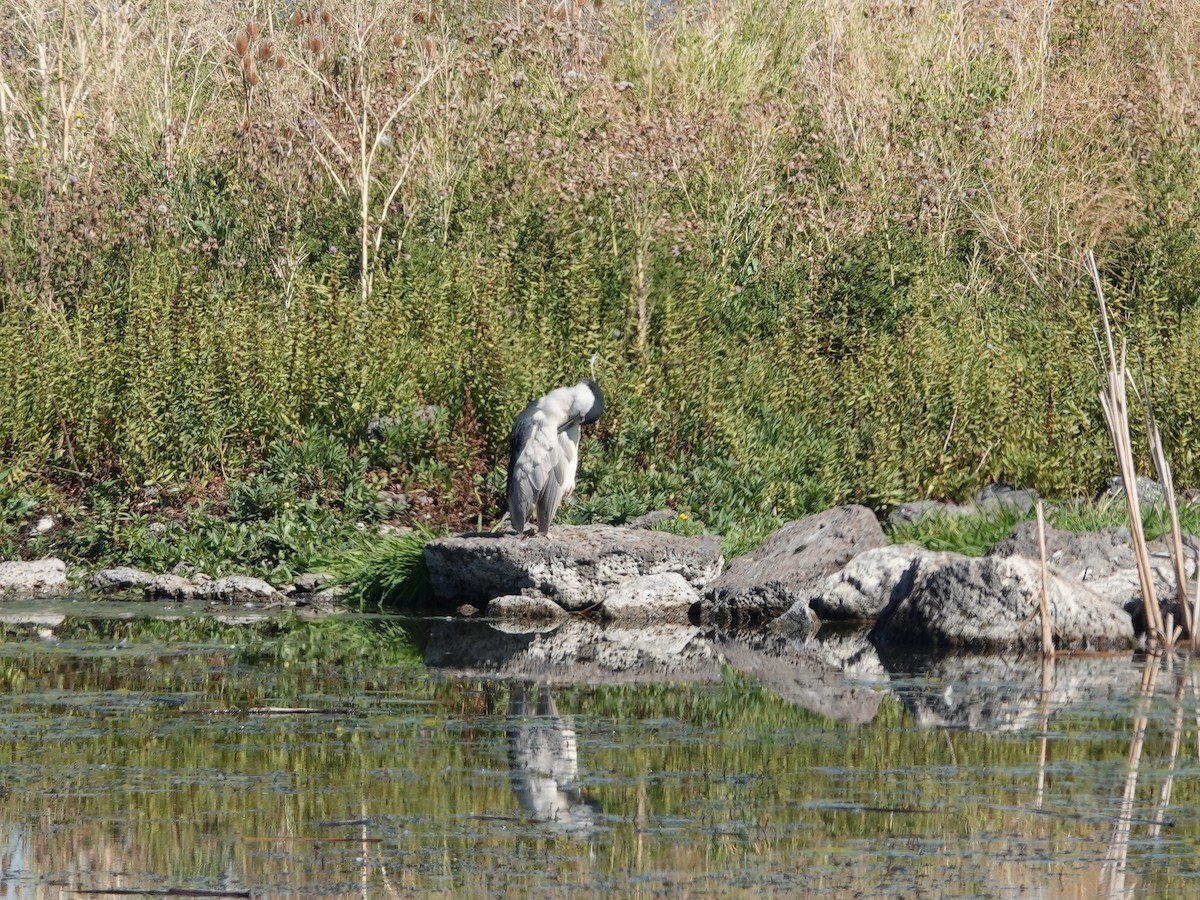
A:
[1,601,1198,898]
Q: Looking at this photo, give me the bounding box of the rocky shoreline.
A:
[2,483,1191,656]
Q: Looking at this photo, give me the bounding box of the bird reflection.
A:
[507,683,600,832]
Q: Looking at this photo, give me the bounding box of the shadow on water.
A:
[2,601,1200,896]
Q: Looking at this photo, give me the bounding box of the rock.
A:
[424,524,723,612]
[887,484,1038,529]
[91,566,155,592]
[597,573,699,626]
[703,505,885,627]
[1096,475,1164,507]
[626,510,677,528]
[716,629,887,724]
[31,515,56,535]
[794,544,957,623]
[973,483,1039,516]
[423,618,721,683]
[293,572,335,594]
[986,521,1193,609]
[198,576,281,604]
[488,594,570,621]
[869,554,1135,652]
[144,573,198,600]
[0,558,68,595]
[886,500,972,528]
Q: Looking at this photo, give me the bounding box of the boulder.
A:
[887,500,971,528]
[869,554,1135,652]
[0,558,68,595]
[199,575,282,604]
[888,483,1038,528]
[1096,475,1164,507]
[703,505,885,627]
[986,521,1194,609]
[488,594,570,621]
[144,573,198,600]
[424,524,723,612]
[596,573,698,626]
[423,618,721,683]
[92,566,155,592]
[794,543,956,623]
[293,572,335,594]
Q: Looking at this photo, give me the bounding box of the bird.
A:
[507,378,604,537]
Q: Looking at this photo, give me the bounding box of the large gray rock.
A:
[870,554,1135,652]
[703,505,885,627]
[425,525,723,612]
[0,558,68,595]
[597,572,698,626]
[92,566,155,592]
[144,573,198,600]
[986,521,1194,609]
[794,543,957,623]
[888,483,1039,528]
[199,576,282,604]
[423,618,721,683]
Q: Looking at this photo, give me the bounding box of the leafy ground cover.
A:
[4,0,1200,591]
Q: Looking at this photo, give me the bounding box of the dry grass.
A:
[5,0,1200,526]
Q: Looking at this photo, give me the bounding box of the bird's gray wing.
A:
[508,412,561,528]
[535,433,573,530]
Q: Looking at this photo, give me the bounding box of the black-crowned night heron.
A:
[506,379,604,537]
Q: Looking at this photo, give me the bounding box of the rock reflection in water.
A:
[877,650,1144,731]
[507,682,600,832]
[425,617,721,682]
[716,626,888,724]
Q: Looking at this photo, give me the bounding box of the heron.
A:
[507,378,604,537]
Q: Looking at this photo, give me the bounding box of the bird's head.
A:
[577,379,604,426]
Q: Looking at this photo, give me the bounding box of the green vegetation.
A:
[4,0,1200,573]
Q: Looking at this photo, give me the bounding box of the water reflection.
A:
[3,611,1200,896]
[878,650,1149,731]
[1100,656,1195,899]
[424,617,721,683]
[506,683,600,832]
[716,627,887,724]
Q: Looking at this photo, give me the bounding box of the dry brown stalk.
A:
[1138,370,1193,639]
[1035,500,1055,658]
[1089,248,1166,649]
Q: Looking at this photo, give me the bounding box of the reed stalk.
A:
[1035,500,1055,659]
[1090,249,1167,650]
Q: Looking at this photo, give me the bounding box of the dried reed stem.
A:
[1036,500,1055,658]
[1138,371,1193,639]
[1089,248,1166,649]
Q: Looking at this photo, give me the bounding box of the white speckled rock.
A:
[198,576,282,604]
[597,572,699,626]
[0,558,68,595]
[425,525,723,612]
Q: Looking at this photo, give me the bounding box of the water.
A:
[1,603,1199,898]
